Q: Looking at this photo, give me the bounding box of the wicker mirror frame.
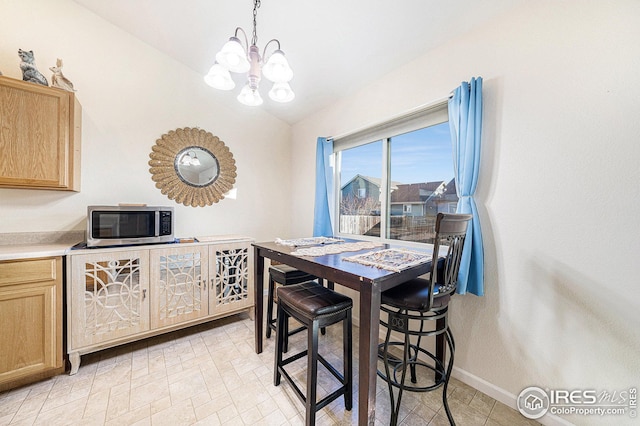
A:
[148,127,236,207]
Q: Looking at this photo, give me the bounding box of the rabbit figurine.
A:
[18,49,48,86]
[49,58,76,92]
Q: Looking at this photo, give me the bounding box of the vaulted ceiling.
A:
[73,0,524,125]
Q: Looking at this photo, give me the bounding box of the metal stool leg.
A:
[266,277,276,338]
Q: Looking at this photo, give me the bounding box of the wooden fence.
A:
[339,215,438,243]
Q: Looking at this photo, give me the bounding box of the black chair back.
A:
[430,213,472,303]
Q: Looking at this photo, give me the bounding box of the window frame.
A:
[332,99,450,247]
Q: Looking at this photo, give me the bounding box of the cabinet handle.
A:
[142,289,147,300]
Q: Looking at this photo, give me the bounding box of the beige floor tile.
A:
[10,391,47,422]
[0,312,534,426]
[211,401,239,424]
[84,388,110,418]
[105,388,131,421]
[150,396,172,415]
[193,394,233,421]
[191,412,221,426]
[189,391,213,409]
[168,370,208,404]
[150,398,196,426]
[489,401,542,426]
[33,396,87,425]
[129,376,170,411]
[262,408,290,425]
[105,404,150,426]
[468,390,496,417]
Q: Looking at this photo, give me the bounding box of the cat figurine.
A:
[18,49,48,86]
[49,58,76,92]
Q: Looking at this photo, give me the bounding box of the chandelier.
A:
[204,0,294,106]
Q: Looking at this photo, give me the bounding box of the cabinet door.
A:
[0,257,62,390]
[69,250,149,349]
[208,242,254,316]
[0,76,81,191]
[149,245,208,328]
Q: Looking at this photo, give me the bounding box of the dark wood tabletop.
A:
[252,239,433,425]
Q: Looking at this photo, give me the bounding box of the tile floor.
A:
[0,312,540,426]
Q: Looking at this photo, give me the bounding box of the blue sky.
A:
[340,122,454,186]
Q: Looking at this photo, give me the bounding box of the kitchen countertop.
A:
[0,243,77,261]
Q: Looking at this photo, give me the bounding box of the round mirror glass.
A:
[175,147,219,187]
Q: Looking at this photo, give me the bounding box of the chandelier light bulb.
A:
[216,37,250,73]
[263,50,293,83]
[180,152,193,166]
[237,84,264,106]
[268,82,295,103]
[204,63,235,90]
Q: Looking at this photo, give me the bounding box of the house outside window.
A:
[334,101,457,244]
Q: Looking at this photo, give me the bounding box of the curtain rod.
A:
[326,94,451,141]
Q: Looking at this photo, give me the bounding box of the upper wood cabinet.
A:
[0,76,81,191]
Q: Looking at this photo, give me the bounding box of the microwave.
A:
[87,205,174,248]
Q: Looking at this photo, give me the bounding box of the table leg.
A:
[254,247,264,354]
[359,285,381,426]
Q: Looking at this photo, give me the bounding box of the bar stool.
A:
[267,264,333,352]
[377,213,472,426]
[265,264,317,342]
[274,281,353,426]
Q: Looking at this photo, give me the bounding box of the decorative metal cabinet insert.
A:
[150,245,209,328]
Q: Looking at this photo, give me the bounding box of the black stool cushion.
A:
[278,281,352,320]
[269,264,316,285]
[381,278,451,311]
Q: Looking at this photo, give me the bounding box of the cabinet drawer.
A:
[0,258,58,287]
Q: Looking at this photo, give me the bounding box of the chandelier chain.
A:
[251,0,261,47]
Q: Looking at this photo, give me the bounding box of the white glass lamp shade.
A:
[237,84,263,106]
[204,63,235,90]
[215,37,250,73]
[262,50,293,83]
[268,82,295,103]
[180,152,193,165]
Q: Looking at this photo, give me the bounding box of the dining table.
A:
[252,238,436,426]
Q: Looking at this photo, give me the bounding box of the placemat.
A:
[343,248,432,272]
[275,237,344,247]
[291,241,382,257]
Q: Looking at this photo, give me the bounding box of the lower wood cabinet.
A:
[67,237,254,374]
[0,257,64,392]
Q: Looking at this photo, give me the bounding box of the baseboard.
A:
[451,366,575,426]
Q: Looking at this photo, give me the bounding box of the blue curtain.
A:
[448,77,484,296]
[313,137,334,237]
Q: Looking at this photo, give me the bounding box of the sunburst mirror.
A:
[148,127,236,207]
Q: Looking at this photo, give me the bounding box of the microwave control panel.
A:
[160,211,172,236]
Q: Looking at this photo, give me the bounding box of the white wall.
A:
[0,0,292,242]
[291,1,640,425]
